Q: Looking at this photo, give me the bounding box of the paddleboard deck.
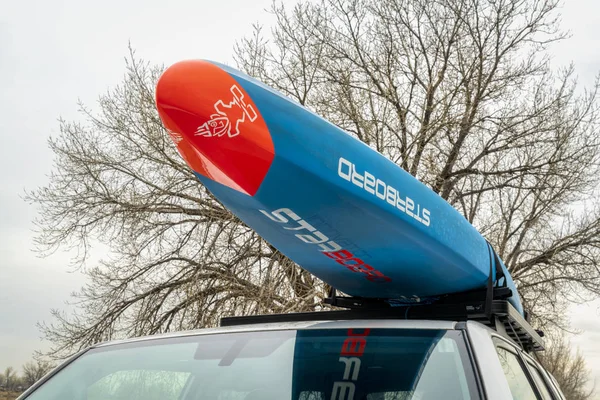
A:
[155,60,523,314]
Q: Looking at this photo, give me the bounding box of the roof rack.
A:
[220,287,544,352]
[221,239,544,352]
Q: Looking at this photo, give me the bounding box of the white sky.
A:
[1,0,599,396]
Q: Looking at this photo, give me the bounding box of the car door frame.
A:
[520,350,566,400]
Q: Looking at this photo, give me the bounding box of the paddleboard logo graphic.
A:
[195,84,258,138]
[260,207,391,283]
[338,157,431,227]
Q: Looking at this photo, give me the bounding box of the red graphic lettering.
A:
[323,249,391,282]
[331,329,371,400]
[323,249,353,259]
[341,337,367,357]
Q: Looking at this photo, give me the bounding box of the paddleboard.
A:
[154,60,523,314]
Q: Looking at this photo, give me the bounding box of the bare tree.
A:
[537,331,595,400]
[22,361,54,388]
[27,0,600,359]
[233,0,600,327]
[27,52,326,360]
[3,367,14,391]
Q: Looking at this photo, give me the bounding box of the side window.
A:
[496,347,539,400]
[526,362,556,400]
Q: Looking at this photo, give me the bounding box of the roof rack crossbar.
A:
[220,286,545,352]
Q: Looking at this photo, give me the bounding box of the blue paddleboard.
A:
[155,60,523,314]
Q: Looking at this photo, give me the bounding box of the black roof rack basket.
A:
[220,286,544,352]
[221,242,544,351]
[221,253,545,353]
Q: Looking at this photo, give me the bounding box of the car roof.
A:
[92,318,458,349]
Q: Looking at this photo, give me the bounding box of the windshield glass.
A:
[24,328,479,400]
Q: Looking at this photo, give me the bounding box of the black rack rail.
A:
[221,240,544,352]
[221,280,545,352]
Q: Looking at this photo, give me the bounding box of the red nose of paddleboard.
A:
[155,60,274,196]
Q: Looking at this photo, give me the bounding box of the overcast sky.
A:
[1,0,600,396]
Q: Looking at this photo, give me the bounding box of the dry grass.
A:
[0,391,22,400]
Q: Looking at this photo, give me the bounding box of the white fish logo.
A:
[195,85,257,138]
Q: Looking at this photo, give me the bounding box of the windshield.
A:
[24,328,479,400]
